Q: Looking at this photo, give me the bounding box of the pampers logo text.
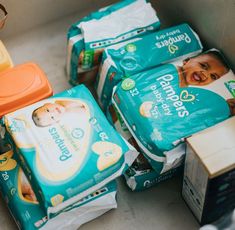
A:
[49,127,72,161]
[155,33,191,49]
[151,74,196,118]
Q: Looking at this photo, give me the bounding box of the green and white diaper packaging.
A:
[106,103,183,191]
[96,23,203,109]
[124,165,183,191]
[66,0,160,85]
[112,49,235,174]
[3,85,138,217]
[0,122,117,230]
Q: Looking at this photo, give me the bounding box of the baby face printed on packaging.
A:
[32,100,88,127]
[178,51,229,87]
[32,103,66,127]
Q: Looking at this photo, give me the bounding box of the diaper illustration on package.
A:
[67,0,160,85]
[0,127,118,229]
[112,49,235,174]
[3,85,137,216]
[96,23,203,109]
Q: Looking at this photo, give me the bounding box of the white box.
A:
[182,117,235,225]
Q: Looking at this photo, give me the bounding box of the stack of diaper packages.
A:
[96,23,203,110]
[66,0,160,86]
[99,23,203,190]
[0,85,139,229]
[110,49,235,191]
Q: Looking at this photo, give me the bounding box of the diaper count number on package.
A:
[3,85,138,216]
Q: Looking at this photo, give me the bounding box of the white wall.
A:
[0,0,118,38]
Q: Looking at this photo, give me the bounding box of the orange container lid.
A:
[0,62,53,117]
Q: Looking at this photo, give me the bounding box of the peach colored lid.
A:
[0,62,53,117]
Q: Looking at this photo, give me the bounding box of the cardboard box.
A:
[182,117,235,225]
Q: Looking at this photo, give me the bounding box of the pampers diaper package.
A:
[107,103,183,191]
[0,128,117,230]
[112,49,235,176]
[66,0,160,85]
[3,85,138,217]
[0,122,117,230]
[96,23,203,110]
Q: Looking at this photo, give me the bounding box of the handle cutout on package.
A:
[0,4,8,29]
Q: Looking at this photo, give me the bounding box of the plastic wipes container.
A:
[0,62,53,118]
[0,126,117,230]
[112,49,235,176]
[3,85,138,217]
[0,40,13,72]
